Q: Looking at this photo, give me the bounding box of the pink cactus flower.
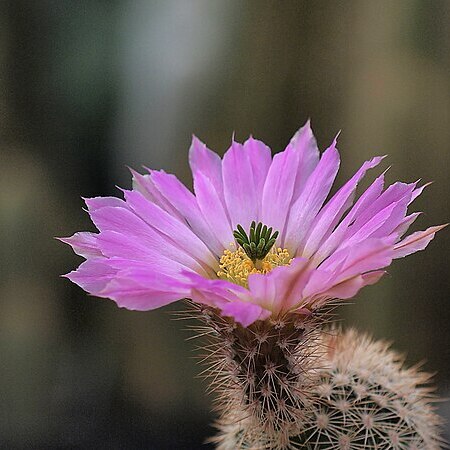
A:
[61,121,445,326]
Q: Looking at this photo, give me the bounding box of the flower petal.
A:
[123,189,218,271]
[304,237,394,300]
[243,137,272,217]
[150,170,224,256]
[97,269,188,310]
[130,168,185,221]
[339,202,403,249]
[92,207,208,275]
[222,141,258,230]
[220,301,271,327]
[222,138,271,230]
[410,181,432,203]
[103,284,184,310]
[284,139,340,253]
[181,272,269,326]
[189,136,224,203]
[350,182,415,232]
[59,232,102,258]
[340,184,415,249]
[302,156,384,258]
[392,224,447,258]
[327,271,386,299]
[320,236,394,277]
[193,170,233,249]
[260,121,320,240]
[261,145,301,237]
[247,258,311,313]
[95,231,192,277]
[393,212,421,238]
[84,196,125,210]
[313,174,386,264]
[286,119,320,199]
[64,259,117,294]
[308,270,386,310]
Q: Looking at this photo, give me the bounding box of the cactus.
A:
[185,304,444,449]
[294,329,444,449]
[61,121,447,448]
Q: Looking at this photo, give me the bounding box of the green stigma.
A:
[233,221,279,263]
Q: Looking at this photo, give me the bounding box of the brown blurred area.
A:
[0,1,449,448]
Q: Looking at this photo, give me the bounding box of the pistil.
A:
[217,222,292,287]
[233,221,279,263]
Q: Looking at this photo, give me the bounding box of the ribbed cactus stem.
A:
[183,303,444,449]
[185,302,326,448]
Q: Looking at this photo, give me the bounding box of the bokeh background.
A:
[1,1,449,448]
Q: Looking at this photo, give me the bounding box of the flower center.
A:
[217,221,292,287]
[233,221,279,263]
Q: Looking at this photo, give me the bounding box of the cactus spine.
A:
[185,303,444,449]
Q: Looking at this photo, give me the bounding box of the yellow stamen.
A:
[217,245,292,288]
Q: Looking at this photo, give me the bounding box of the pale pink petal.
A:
[193,170,233,249]
[222,141,258,230]
[222,138,272,230]
[302,156,384,258]
[181,271,246,294]
[333,183,415,252]
[313,173,386,264]
[181,272,269,326]
[59,232,102,258]
[130,168,185,221]
[84,196,125,210]
[284,139,340,253]
[64,259,117,294]
[245,272,277,312]
[392,224,447,258]
[350,182,415,231]
[370,200,411,239]
[304,237,394,300]
[340,202,404,249]
[189,286,231,310]
[182,272,243,308]
[286,120,321,199]
[243,137,272,217]
[220,301,271,327]
[104,257,193,286]
[103,285,184,310]
[392,212,422,238]
[345,173,386,222]
[150,170,224,255]
[410,181,432,203]
[323,270,386,300]
[90,205,208,275]
[320,237,394,277]
[98,270,189,310]
[261,145,301,237]
[307,270,386,310]
[95,230,160,260]
[261,122,321,241]
[95,232,191,277]
[246,258,311,313]
[123,189,218,271]
[189,136,224,204]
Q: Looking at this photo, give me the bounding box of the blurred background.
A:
[1,1,449,448]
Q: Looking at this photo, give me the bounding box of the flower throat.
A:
[217,221,292,287]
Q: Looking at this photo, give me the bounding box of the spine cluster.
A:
[184,303,444,449]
